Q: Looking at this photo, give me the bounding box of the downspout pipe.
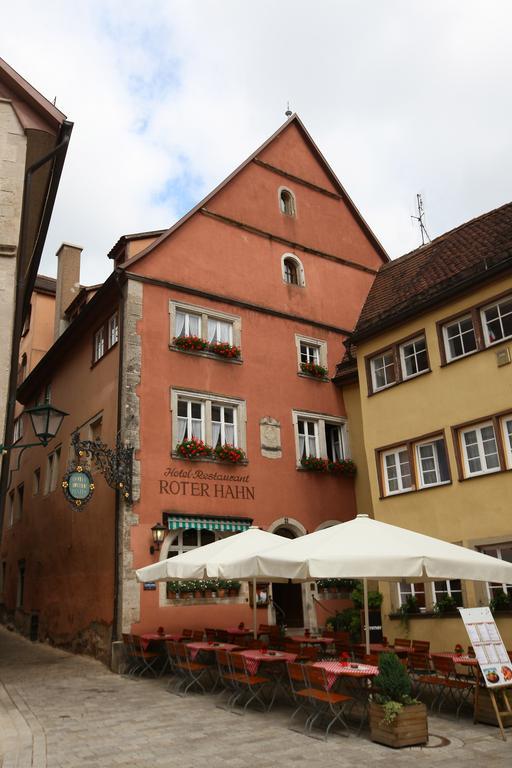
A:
[112,269,126,646]
[0,120,73,533]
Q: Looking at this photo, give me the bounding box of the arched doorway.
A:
[271,525,304,628]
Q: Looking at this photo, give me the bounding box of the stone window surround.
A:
[170,387,247,455]
[281,253,305,287]
[294,333,328,376]
[291,408,348,467]
[278,185,297,217]
[169,298,242,350]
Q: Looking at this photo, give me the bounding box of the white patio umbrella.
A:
[136,527,284,637]
[217,514,512,653]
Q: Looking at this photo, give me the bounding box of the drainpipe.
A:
[0,121,73,533]
[112,269,126,646]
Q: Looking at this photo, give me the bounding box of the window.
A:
[35,383,51,406]
[172,390,246,452]
[279,188,296,216]
[295,335,328,375]
[366,332,430,394]
[370,351,396,391]
[442,315,477,361]
[501,415,512,468]
[481,295,512,346]
[33,468,40,496]
[293,411,347,464]
[379,433,451,497]
[460,422,500,477]
[382,446,412,495]
[93,312,119,363]
[7,491,14,527]
[415,438,450,488]
[281,254,305,287]
[479,542,512,599]
[300,342,319,365]
[45,447,61,494]
[13,415,23,443]
[15,484,24,521]
[399,336,428,379]
[398,582,426,609]
[432,579,463,607]
[166,528,221,558]
[88,416,103,442]
[170,301,241,350]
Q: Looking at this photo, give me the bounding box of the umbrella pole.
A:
[363,577,370,656]
[252,577,257,639]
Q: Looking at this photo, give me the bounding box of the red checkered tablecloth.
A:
[239,650,297,675]
[186,642,240,660]
[313,661,379,690]
[433,652,477,665]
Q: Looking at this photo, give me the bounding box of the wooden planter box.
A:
[369,701,428,748]
[475,686,512,728]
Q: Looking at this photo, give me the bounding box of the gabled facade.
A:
[1,115,387,659]
[336,202,512,650]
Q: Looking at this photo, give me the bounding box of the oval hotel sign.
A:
[62,466,94,508]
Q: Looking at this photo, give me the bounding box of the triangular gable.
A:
[119,114,389,270]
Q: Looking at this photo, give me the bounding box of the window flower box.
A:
[209,341,241,359]
[300,361,328,378]
[214,444,246,464]
[300,456,329,472]
[173,335,209,352]
[328,459,357,477]
[176,437,212,459]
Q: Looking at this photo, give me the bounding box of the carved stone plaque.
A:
[260,417,282,459]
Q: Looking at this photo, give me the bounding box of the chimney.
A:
[54,243,82,340]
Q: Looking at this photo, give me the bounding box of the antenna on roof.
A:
[411,193,431,246]
[285,102,292,117]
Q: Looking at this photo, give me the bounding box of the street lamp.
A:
[150,522,167,555]
[0,403,68,454]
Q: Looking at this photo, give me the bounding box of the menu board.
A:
[459,607,512,688]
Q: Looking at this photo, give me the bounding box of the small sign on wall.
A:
[62,465,94,509]
[143,582,157,591]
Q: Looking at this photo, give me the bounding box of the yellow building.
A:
[336,202,512,651]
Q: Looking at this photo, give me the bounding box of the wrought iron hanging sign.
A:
[70,431,133,503]
[62,465,94,509]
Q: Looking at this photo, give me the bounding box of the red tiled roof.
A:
[353,201,512,340]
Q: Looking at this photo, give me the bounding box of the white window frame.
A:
[295,334,327,373]
[281,253,305,287]
[370,350,396,392]
[431,579,464,607]
[397,582,426,609]
[169,300,241,349]
[44,446,61,494]
[382,446,412,495]
[7,490,14,527]
[13,415,23,443]
[292,410,347,466]
[442,314,477,362]
[171,388,247,453]
[278,186,296,217]
[93,327,105,362]
[415,438,450,489]
[108,313,119,348]
[460,421,501,477]
[501,415,512,469]
[478,542,512,599]
[399,335,428,380]
[481,295,512,347]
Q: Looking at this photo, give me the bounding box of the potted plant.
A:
[180,581,194,599]
[173,335,209,352]
[175,436,212,459]
[208,341,241,359]
[489,589,512,613]
[216,579,227,599]
[369,652,428,748]
[300,361,328,378]
[167,581,180,600]
[300,456,328,472]
[328,458,357,477]
[433,594,458,614]
[214,444,246,463]
[397,595,420,631]
[227,580,241,597]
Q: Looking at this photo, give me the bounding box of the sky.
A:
[2,1,512,285]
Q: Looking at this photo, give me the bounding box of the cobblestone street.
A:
[0,627,510,768]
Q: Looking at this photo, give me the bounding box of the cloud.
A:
[2,0,511,284]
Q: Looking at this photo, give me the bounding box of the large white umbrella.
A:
[217,515,512,652]
[136,527,284,637]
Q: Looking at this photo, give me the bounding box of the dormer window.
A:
[279,188,296,216]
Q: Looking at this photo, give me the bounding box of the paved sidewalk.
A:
[0,627,510,768]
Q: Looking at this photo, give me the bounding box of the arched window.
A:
[165,527,223,558]
[282,253,305,287]
[279,188,296,216]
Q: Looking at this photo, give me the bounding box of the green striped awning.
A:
[166,515,251,533]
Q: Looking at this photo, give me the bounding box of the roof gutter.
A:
[0,120,73,532]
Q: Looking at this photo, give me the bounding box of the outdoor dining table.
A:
[226,627,253,636]
[187,641,241,661]
[140,633,182,650]
[312,660,379,690]
[238,649,297,675]
[433,652,478,666]
[290,635,333,647]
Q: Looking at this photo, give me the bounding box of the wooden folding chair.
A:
[170,642,212,696]
[408,652,433,699]
[191,629,204,641]
[228,652,274,714]
[302,666,352,740]
[182,628,193,638]
[286,662,312,732]
[205,628,216,642]
[131,635,161,677]
[394,637,411,649]
[214,650,241,711]
[427,655,475,717]
[412,640,430,654]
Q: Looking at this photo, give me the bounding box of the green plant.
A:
[433,595,458,614]
[325,607,361,640]
[350,585,383,609]
[173,335,209,352]
[489,589,512,613]
[317,578,359,592]
[214,444,246,463]
[327,458,357,476]
[300,456,328,471]
[373,652,418,724]
[300,361,328,378]
[176,436,212,459]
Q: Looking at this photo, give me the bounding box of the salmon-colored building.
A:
[1,115,387,661]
